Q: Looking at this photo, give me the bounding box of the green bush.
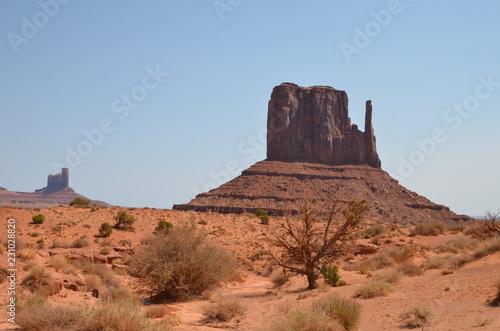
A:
[130,224,236,300]
[113,210,136,231]
[255,209,270,225]
[32,214,45,224]
[154,219,173,234]
[320,264,346,287]
[99,222,113,237]
[69,198,90,207]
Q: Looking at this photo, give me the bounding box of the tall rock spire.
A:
[267,83,381,168]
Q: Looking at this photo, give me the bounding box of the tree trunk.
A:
[305,265,317,289]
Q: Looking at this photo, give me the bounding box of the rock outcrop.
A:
[36,168,71,194]
[267,83,381,167]
[173,83,471,224]
[0,168,108,208]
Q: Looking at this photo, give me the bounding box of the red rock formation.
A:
[267,83,381,167]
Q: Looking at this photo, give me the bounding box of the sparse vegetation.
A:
[270,293,360,331]
[72,236,90,248]
[114,210,137,231]
[17,297,171,331]
[69,198,91,207]
[270,197,369,289]
[255,208,270,225]
[32,213,45,224]
[399,306,433,330]
[154,219,173,234]
[130,223,236,300]
[354,281,394,299]
[99,222,113,237]
[374,268,402,285]
[270,267,289,288]
[410,222,445,237]
[320,264,346,287]
[202,295,247,322]
[21,265,60,296]
[466,209,500,240]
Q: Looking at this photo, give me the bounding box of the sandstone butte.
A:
[0,168,107,208]
[174,82,471,224]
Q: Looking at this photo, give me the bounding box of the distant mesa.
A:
[0,168,108,208]
[174,82,471,224]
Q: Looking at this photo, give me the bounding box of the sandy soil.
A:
[0,206,498,330]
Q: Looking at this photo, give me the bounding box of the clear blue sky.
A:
[1,1,499,216]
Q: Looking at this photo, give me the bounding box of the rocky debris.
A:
[48,248,122,264]
[92,286,109,298]
[53,273,85,291]
[113,246,134,253]
[354,243,380,255]
[267,83,381,167]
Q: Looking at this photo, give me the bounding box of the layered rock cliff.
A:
[267,83,381,167]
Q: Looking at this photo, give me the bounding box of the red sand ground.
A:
[0,206,498,330]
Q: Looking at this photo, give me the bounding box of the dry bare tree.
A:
[270,197,369,289]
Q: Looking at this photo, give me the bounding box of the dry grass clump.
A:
[397,263,424,277]
[130,224,236,300]
[48,254,78,274]
[71,236,90,248]
[270,294,360,331]
[399,306,433,329]
[144,305,167,318]
[202,295,247,322]
[343,245,420,273]
[84,274,102,292]
[410,222,445,237]
[75,261,121,288]
[358,224,386,239]
[270,308,344,331]
[354,281,394,299]
[100,246,113,255]
[270,267,289,288]
[17,298,171,331]
[312,294,361,331]
[374,268,402,284]
[21,265,60,296]
[433,236,479,253]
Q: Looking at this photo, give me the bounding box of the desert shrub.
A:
[320,264,346,287]
[354,281,394,299]
[99,222,113,237]
[343,251,393,272]
[154,219,173,234]
[397,263,424,277]
[422,255,448,270]
[17,298,170,331]
[32,214,45,224]
[100,246,113,255]
[21,265,60,296]
[387,245,420,263]
[466,210,500,240]
[399,306,433,329]
[202,295,247,322]
[119,239,132,247]
[359,224,386,238]
[84,274,102,292]
[76,261,121,288]
[48,255,70,271]
[471,236,500,260]
[72,236,90,248]
[374,268,402,284]
[255,209,270,225]
[130,224,236,300]
[270,309,343,331]
[433,235,479,253]
[312,293,361,331]
[69,198,90,207]
[270,267,289,288]
[100,285,133,302]
[410,222,445,237]
[114,210,137,231]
